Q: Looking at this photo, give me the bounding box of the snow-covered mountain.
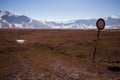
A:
[46,19,96,29]
[0,10,50,28]
[47,16,120,29]
[0,10,120,29]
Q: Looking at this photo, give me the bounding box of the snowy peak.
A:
[0,10,17,17]
[0,10,50,28]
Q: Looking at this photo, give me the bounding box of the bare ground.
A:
[0,29,120,80]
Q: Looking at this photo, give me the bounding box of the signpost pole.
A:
[92,29,100,63]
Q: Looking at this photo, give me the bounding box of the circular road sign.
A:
[96,18,105,30]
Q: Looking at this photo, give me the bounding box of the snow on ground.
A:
[16,39,25,43]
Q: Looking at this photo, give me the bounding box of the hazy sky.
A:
[0,0,120,21]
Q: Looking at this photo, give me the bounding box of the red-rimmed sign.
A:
[96,18,105,30]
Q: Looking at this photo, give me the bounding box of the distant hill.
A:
[0,10,120,29]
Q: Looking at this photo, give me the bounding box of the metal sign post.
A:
[92,18,105,63]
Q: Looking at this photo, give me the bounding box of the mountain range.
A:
[0,10,120,29]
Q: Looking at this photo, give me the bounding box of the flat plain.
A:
[0,29,120,80]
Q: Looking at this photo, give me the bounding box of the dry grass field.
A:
[0,29,120,80]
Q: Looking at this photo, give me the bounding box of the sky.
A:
[0,0,120,21]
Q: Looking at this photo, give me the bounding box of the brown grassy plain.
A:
[0,29,120,80]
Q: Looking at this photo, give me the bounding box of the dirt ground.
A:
[0,29,120,80]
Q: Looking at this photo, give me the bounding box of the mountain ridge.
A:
[0,10,120,29]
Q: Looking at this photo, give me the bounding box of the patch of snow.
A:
[29,19,33,23]
[16,39,25,43]
[14,23,23,28]
[109,15,120,19]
